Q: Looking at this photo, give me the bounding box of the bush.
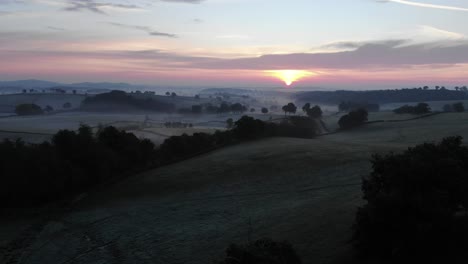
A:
[453,102,465,112]
[394,103,431,114]
[354,137,468,261]
[15,104,44,116]
[306,105,322,119]
[219,238,302,264]
[338,108,368,129]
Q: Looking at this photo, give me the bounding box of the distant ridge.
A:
[296,89,468,104]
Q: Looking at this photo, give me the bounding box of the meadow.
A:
[2,109,468,264]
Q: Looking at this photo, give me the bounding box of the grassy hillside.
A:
[5,112,468,264]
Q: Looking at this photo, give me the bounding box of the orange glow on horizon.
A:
[265,70,315,86]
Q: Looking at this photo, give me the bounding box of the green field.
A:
[3,112,468,264]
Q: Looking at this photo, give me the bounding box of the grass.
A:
[3,112,468,264]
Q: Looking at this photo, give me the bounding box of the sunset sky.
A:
[1,0,468,89]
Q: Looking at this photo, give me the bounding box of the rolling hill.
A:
[3,112,468,264]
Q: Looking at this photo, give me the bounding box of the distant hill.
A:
[296,89,468,104]
[0,80,144,94]
[0,79,61,89]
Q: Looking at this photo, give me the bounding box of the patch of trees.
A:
[339,101,380,112]
[15,104,44,116]
[282,103,297,115]
[203,102,248,114]
[0,125,156,207]
[338,108,368,129]
[158,115,318,163]
[443,102,465,113]
[219,238,302,264]
[354,137,468,261]
[393,103,431,114]
[296,89,468,104]
[302,103,323,118]
[261,107,269,114]
[82,90,175,112]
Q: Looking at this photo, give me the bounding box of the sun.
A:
[265,70,315,86]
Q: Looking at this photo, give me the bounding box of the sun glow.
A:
[265,70,315,86]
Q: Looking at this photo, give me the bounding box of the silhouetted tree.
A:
[261,107,269,114]
[302,103,311,114]
[282,103,297,115]
[166,92,170,96]
[338,108,368,129]
[171,92,177,97]
[306,105,322,119]
[354,137,468,261]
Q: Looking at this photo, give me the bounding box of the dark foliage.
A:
[354,137,468,261]
[261,107,269,114]
[282,103,297,115]
[453,102,465,113]
[306,105,323,119]
[158,116,317,163]
[15,104,44,116]
[393,103,431,114]
[82,90,175,112]
[0,125,156,207]
[219,238,302,264]
[338,108,368,129]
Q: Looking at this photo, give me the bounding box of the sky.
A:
[1,0,468,89]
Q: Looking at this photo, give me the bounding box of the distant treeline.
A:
[296,89,468,104]
[81,90,175,112]
[0,116,318,207]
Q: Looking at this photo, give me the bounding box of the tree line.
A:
[0,115,320,207]
[81,90,176,112]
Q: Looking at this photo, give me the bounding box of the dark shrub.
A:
[354,137,468,261]
[306,105,322,119]
[233,116,266,140]
[219,238,302,264]
[453,102,465,112]
[338,108,368,129]
[15,104,44,116]
[394,103,431,114]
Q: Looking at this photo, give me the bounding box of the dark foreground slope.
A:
[3,113,468,264]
